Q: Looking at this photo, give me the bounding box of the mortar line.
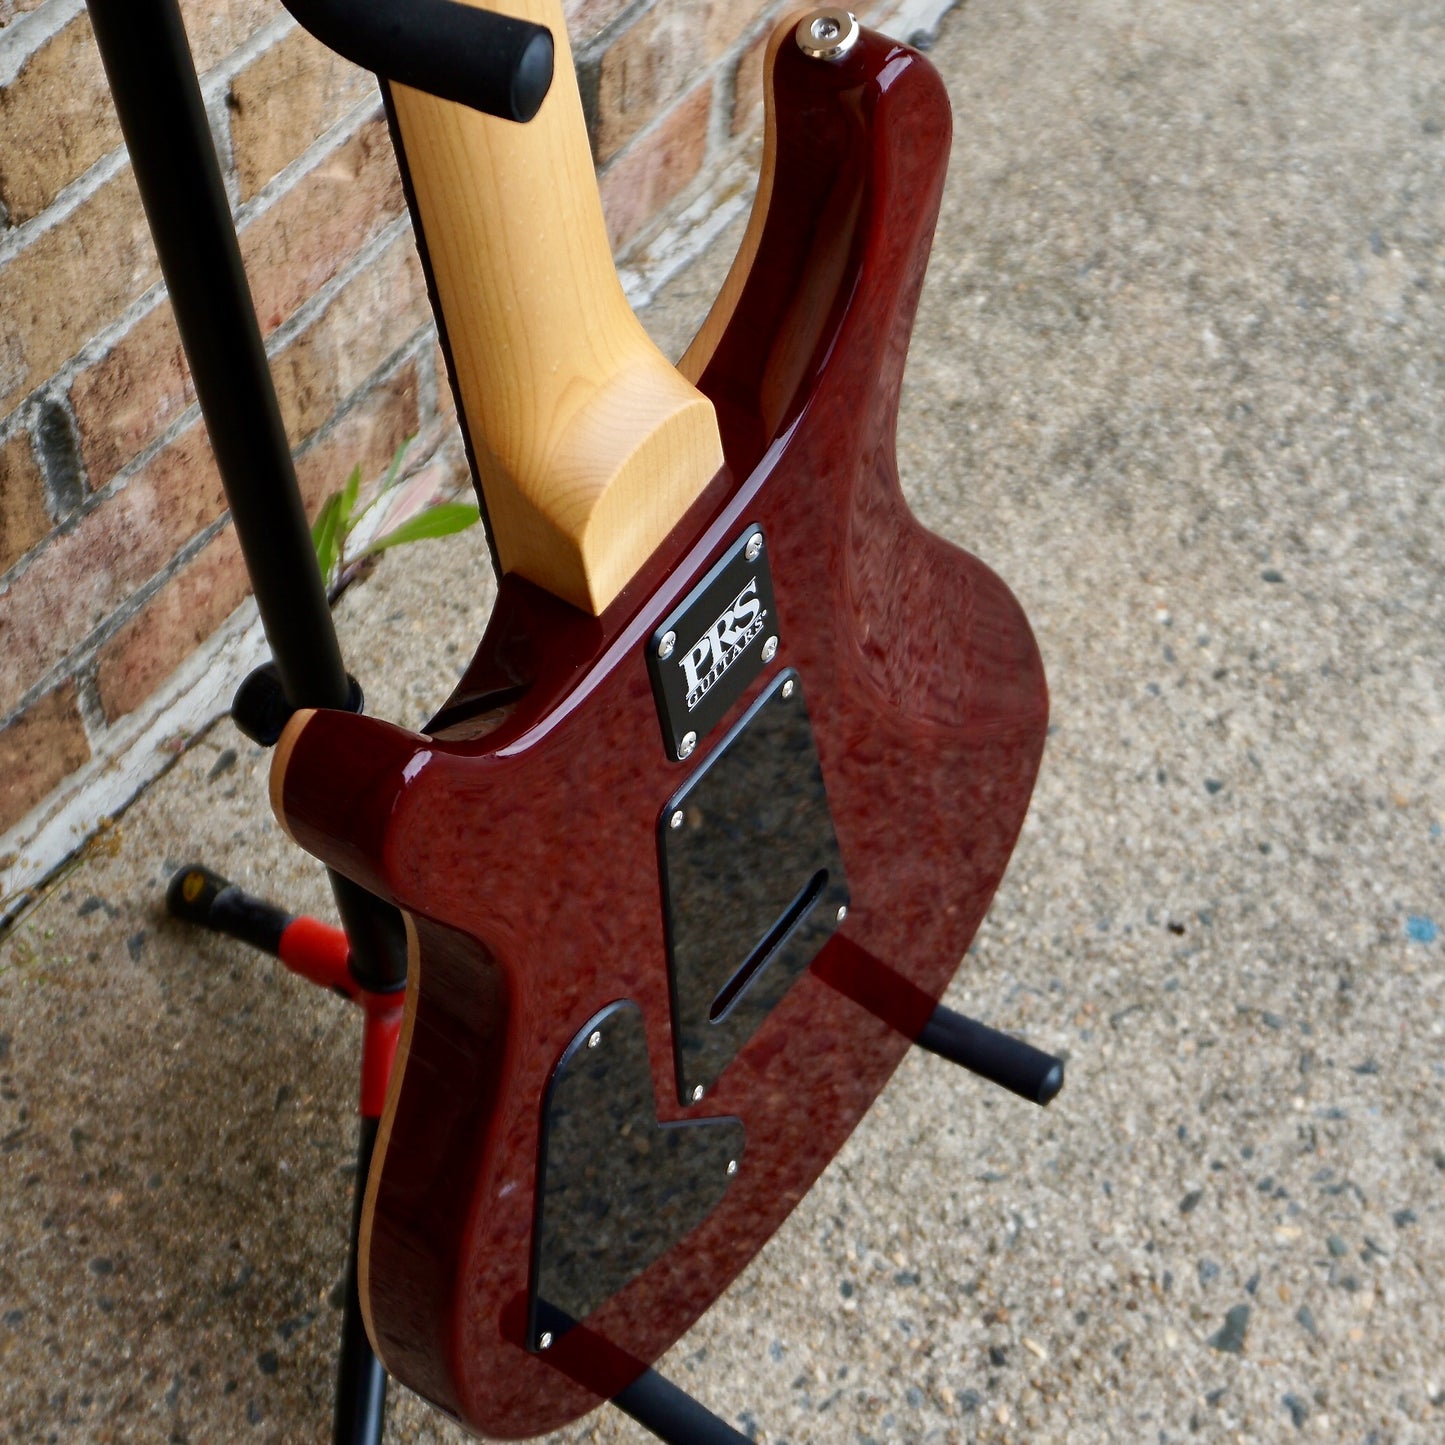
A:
[0,0,85,87]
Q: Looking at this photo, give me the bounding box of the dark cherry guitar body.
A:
[274,29,1048,1440]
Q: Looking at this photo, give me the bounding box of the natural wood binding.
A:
[268,709,314,843]
[388,0,724,615]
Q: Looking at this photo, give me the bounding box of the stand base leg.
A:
[173,869,1010,1443]
[335,1117,388,1445]
[612,1365,753,1444]
[916,1003,1065,1106]
[168,865,394,1444]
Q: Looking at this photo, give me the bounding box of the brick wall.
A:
[0,0,952,920]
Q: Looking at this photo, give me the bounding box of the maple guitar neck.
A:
[386,0,725,615]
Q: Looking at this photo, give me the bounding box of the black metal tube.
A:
[916,1004,1065,1107]
[335,1116,387,1445]
[281,0,553,122]
[331,873,409,993]
[88,0,350,710]
[88,0,409,994]
[613,1366,754,1445]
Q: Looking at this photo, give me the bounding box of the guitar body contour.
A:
[272,27,1048,1441]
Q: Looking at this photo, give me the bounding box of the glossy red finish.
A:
[277,30,1048,1440]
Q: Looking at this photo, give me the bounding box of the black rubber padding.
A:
[916,1004,1066,1107]
[233,662,364,748]
[166,864,293,957]
[282,0,554,122]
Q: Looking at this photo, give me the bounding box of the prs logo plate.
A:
[648,525,780,762]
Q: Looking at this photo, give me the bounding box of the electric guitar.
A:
[269,4,1049,1436]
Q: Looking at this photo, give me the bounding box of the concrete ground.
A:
[2,1,1442,1441]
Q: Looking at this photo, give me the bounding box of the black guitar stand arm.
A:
[280,0,554,123]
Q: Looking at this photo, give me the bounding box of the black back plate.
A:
[528,1001,744,1349]
[658,670,850,1105]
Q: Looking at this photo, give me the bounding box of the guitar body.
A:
[272,24,1047,1441]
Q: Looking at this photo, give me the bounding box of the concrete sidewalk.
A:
[2,1,1442,1441]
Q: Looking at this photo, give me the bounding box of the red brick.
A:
[94,525,251,722]
[706,3,773,69]
[228,24,379,202]
[69,118,407,486]
[268,232,427,444]
[0,13,121,225]
[0,683,90,834]
[294,362,419,516]
[177,0,277,74]
[432,341,457,425]
[71,141,419,491]
[591,1,748,162]
[70,301,194,490]
[0,421,223,718]
[600,81,712,252]
[0,429,50,574]
[565,0,633,45]
[0,163,160,421]
[239,115,404,336]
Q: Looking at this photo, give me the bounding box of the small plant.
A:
[311,436,479,601]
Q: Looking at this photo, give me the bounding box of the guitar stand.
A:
[164,865,784,1445]
[165,863,1060,1445]
[91,2,1064,1441]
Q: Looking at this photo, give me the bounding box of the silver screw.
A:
[657,630,677,660]
[691,1084,705,1103]
[761,636,779,664]
[726,1159,739,1176]
[781,679,796,700]
[539,1332,554,1350]
[795,8,860,61]
[670,809,685,830]
[745,532,763,562]
[836,904,848,923]
[679,731,697,759]
[587,1030,602,1049]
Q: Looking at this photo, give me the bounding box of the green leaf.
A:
[311,492,343,585]
[358,502,480,558]
[310,491,339,549]
[380,436,413,494]
[337,463,362,533]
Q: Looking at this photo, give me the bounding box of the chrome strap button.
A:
[795,9,861,62]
